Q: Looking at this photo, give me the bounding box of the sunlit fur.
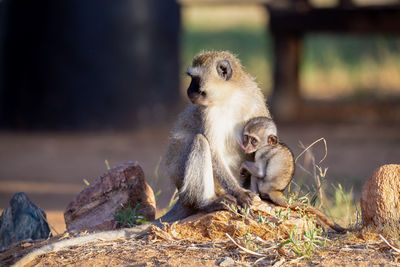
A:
[240,117,294,197]
[163,51,270,217]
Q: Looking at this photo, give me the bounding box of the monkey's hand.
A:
[235,189,256,209]
[239,164,251,179]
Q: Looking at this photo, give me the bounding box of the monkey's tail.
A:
[302,205,347,233]
[267,191,346,233]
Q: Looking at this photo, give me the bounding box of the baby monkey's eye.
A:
[243,135,249,143]
[251,138,258,146]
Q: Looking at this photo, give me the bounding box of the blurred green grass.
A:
[181,5,400,100]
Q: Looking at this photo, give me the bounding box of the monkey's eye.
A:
[251,138,258,146]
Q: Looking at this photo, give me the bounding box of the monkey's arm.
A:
[240,160,266,178]
[213,154,255,207]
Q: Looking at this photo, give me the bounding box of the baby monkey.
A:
[239,117,346,233]
[239,116,294,203]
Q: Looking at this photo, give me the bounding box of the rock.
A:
[217,257,235,266]
[64,161,156,232]
[360,164,400,227]
[0,192,51,251]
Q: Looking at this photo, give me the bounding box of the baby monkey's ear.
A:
[267,135,278,145]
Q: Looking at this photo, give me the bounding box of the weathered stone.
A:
[360,164,400,227]
[64,161,156,232]
[0,192,51,251]
[218,257,235,266]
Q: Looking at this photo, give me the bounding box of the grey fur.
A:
[159,51,270,223]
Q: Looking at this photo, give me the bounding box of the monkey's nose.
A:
[187,66,200,77]
[187,67,195,76]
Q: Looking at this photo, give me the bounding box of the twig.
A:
[168,189,179,209]
[295,137,327,164]
[286,256,305,265]
[272,257,286,267]
[255,236,271,244]
[225,233,265,257]
[315,236,330,241]
[297,139,326,208]
[295,162,313,177]
[379,234,400,253]
[38,210,60,236]
[255,237,279,250]
[254,256,268,265]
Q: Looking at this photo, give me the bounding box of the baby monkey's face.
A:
[241,130,278,154]
[241,133,261,154]
[241,117,279,154]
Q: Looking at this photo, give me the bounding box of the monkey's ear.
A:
[216,60,233,81]
[268,135,278,145]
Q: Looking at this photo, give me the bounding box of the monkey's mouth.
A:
[188,91,206,104]
[187,76,207,105]
[244,148,256,154]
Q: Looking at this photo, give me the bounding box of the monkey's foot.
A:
[201,194,237,213]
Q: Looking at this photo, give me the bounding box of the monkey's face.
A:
[186,59,234,106]
[241,133,278,154]
[241,134,260,154]
[241,117,278,153]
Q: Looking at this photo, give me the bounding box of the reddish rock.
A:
[360,164,400,227]
[64,161,156,232]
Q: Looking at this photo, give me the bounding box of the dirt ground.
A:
[1,219,399,267]
[1,122,400,234]
[21,235,400,267]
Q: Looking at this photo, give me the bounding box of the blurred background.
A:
[0,0,399,233]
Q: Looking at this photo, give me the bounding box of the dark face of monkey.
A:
[186,59,233,106]
[241,117,278,154]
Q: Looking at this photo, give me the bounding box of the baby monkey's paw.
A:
[239,165,251,179]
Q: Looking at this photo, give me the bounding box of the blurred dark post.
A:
[271,33,302,121]
[0,0,180,130]
[268,0,308,121]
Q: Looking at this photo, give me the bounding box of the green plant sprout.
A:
[113,202,147,227]
[279,225,327,259]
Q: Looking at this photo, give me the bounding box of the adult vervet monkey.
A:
[161,51,270,222]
